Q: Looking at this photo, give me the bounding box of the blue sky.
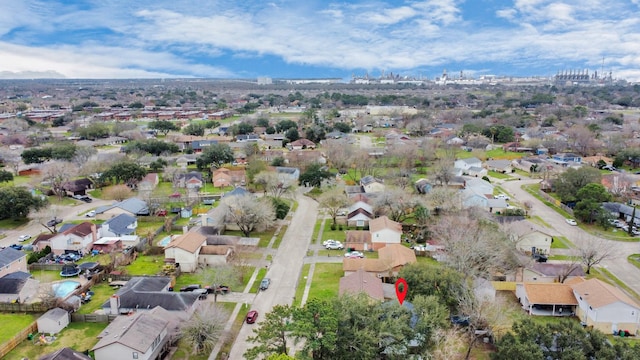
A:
[1,0,640,81]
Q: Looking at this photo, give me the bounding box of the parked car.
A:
[18,234,31,242]
[565,219,577,226]
[193,288,208,300]
[86,210,96,217]
[337,209,348,216]
[46,218,62,227]
[344,251,364,258]
[9,244,23,251]
[323,239,341,247]
[326,242,344,250]
[533,253,548,263]
[180,284,202,292]
[259,278,271,291]
[494,194,510,201]
[80,196,92,203]
[246,310,259,324]
[205,285,230,294]
[155,209,168,216]
[450,315,470,326]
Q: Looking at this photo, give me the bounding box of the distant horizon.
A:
[2,1,640,81]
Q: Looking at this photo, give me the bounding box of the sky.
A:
[1,0,640,81]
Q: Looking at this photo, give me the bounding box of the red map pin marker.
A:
[395,278,408,305]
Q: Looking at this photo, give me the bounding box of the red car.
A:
[246,310,258,324]
[156,209,167,216]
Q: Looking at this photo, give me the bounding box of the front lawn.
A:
[551,236,572,249]
[488,171,511,179]
[307,263,342,302]
[0,314,36,344]
[321,225,347,243]
[293,263,311,307]
[5,322,106,360]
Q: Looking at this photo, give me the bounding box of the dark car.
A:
[533,253,548,263]
[205,285,230,294]
[9,244,23,251]
[259,278,271,291]
[450,315,470,326]
[46,218,62,227]
[246,310,259,324]
[80,196,92,203]
[180,284,202,292]
[193,288,208,300]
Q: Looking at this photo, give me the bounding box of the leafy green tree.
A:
[573,183,612,223]
[196,143,234,170]
[237,122,255,135]
[271,198,291,219]
[481,125,514,143]
[149,158,168,172]
[101,161,146,186]
[305,126,326,143]
[554,167,601,203]
[332,122,351,133]
[182,123,205,136]
[21,147,52,164]
[299,164,333,187]
[149,120,179,136]
[276,120,297,133]
[128,101,144,109]
[399,262,464,309]
[78,123,109,140]
[256,118,270,128]
[125,139,179,156]
[271,157,286,166]
[50,143,77,161]
[291,298,338,359]
[0,186,46,220]
[0,169,14,183]
[284,128,299,142]
[245,305,294,359]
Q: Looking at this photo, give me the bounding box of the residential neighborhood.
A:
[1,79,640,359]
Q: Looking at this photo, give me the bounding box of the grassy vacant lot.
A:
[307,263,342,302]
[5,322,106,360]
[120,254,164,276]
[0,314,36,344]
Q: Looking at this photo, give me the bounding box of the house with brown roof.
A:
[343,244,416,280]
[48,222,98,255]
[571,278,640,334]
[369,216,403,250]
[164,231,206,272]
[346,201,374,228]
[212,167,246,188]
[339,269,384,301]
[288,138,316,150]
[516,283,578,316]
[345,231,372,251]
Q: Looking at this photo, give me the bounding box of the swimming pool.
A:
[53,281,80,298]
[158,236,171,247]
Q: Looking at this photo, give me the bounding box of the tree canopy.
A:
[196,143,234,170]
[554,167,602,203]
[148,120,179,135]
[299,164,334,187]
[0,186,47,220]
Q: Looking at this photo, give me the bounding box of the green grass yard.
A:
[307,263,342,302]
[76,283,116,314]
[551,236,572,249]
[119,254,164,276]
[293,264,311,308]
[0,314,36,344]
[249,268,268,293]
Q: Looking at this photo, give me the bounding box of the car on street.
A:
[86,210,96,217]
[494,194,510,201]
[344,251,364,258]
[246,310,259,324]
[9,244,23,251]
[259,278,271,291]
[565,219,577,226]
[326,243,344,250]
[18,234,31,242]
[46,218,62,227]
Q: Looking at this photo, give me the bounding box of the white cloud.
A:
[364,6,417,25]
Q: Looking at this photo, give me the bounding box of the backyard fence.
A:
[29,263,64,271]
[71,313,118,323]
[0,321,37,358]
[0,303,49,313]
[537,190,574,215]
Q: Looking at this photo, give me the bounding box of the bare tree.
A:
[222,195,275,237]
[430,328,465,360]
[71,145,97,167]
[323,138,354,174]
[254,171,296,199]
[41,161,78,199]
[201,264,238,303]
[577,235,618,274]
[432,158,456,186]
[179,302,229,355]
[425,187,462,214]
[0,149,22,174]
[103,184,133,201]
[32,206,63,234]
[374,187,419,222]
[318,187,348,226]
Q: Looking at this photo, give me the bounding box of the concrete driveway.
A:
[501,179,640,294]
[227,189,318,359]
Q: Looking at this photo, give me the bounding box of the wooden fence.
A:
[537,190,574,215]
[491,281,517,291]
[0,321,37,358]
[71,313,118,323]
[29,263,64,271]
[0,303,49,313]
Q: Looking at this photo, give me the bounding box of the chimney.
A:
[109,295,120,315]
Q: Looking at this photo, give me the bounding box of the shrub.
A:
[330,223,336,231]
[271,198,291,220]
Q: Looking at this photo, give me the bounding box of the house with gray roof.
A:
[40,347,92,360]
[0,247,28,278]
[96,198,150,219]
[102,277,199,315]
[485,159,513,173]
[275,166,300,181]
[93,310,169,360]
[37,307,69,334]
[0,272,39,303]
[100,213,137,237]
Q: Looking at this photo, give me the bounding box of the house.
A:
[288,138,316,150]
[552,153,582,165]
[138,173,159,191]
[40,347,92,360]
[181,207,193,218]
[346,201,374,228]
[102,277,199,315]
[360,175,385,193]
[212,168,246,188]
[508,221,554,255]
[345,231,372,251]
[516,283,578,316]
[369,216,403,250]
[339,268,384,301]
[454,157,482,174]
[343,244,416,279]
[0,272,39,303]
[37,308,69,335]
[485,159,513,173]
[91,237,123,254]
[345,185,365,197]
[415,178,432,194]
[164,231,206,272]
[571,278,640,334]
[61,178,93,196]
[92,310,170,360]
[275,167,300,182]
[48,222,97,255]
[100,213,137,237]
[176,171,203,189]
[95,198,150,219]
[521,263,585,283]
[0,247,28,278]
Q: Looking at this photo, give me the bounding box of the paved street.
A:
[226,189,318,359]
[501,179,640,294]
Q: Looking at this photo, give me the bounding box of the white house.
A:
[346,201,374,227]
[508,221,554,255]
[369,216,402,251]
[49,222,97,255]
[92,311,169,360]
[360,176,385,193]
[164,231,206,272]
[37,308,69,335]
[572,278,640,334]
[454,157,482,174]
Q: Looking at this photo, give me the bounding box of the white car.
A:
[18,234,31,242]
[337,210,348,216]
[565,219,577,226]
[326,242,344,250]
[323,239,341,247]
[494,194,510,201]
[86,210,96,217]
[344,251,364,258]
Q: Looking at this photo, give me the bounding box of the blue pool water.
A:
[158,236,171,247]
[53,281,80,298]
